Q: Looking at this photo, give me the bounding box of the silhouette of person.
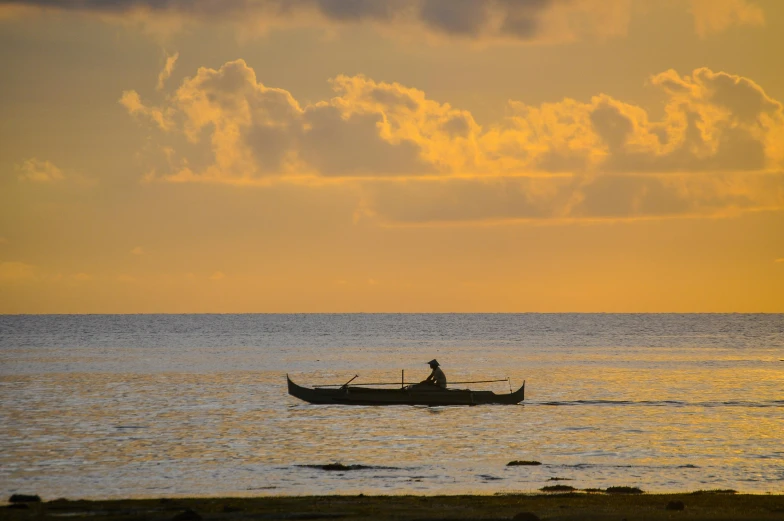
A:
[422,359,447,389]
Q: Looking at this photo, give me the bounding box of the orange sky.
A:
[0,0,782,313]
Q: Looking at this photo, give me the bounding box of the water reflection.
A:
[1,314,782,498]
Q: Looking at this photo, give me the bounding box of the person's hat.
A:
[428,359,439,367]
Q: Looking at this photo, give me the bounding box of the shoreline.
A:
[6,492,784,520]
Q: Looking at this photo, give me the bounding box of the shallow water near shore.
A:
[1,314,782,499]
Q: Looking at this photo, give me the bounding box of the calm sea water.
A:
[1,314,782,499]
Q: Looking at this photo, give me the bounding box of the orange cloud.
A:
[494,68,784,176]
[123,60,441,182]
[156,51,179,91]
[360,172,784,225]
[122,61,784,223]
[16,158,64,182]
[125,61,783,180]
[690,0,764,38]
[119,90,173,131]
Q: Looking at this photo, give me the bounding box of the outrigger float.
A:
[286,373,525,406]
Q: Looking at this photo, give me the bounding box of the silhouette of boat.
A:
[287,375,525,406]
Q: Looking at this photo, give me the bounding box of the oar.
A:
[316,378,511,387]
[316,381,416,387]
[340,374,358,389]
[444,379,512,385]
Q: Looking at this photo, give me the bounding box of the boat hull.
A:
[287,376,524,406]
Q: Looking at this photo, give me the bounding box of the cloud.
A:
[362,177,571,223]
[495,68,784,176]
[119,90,173,130]
[156,51,178,91]
[123,60,461,182]
[569,172,783,219]
[776,258,784,263]
[690,0,764,38]
[0,0,632,43]
[0,261,36,283]
[123,60,784,223]
[3,1,769,41]
[131,246,145,255]
[361,172,784,224]
[16,158,64,182]
[210,271,226,280]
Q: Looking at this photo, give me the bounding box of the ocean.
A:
[0,313,782,499]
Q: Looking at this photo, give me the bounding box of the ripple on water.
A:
[1,314,782,498]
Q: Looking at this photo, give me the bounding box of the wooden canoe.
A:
[287,375,525,406]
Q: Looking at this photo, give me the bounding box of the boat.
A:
[286,375,525,406]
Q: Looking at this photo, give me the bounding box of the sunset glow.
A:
[1,0,783,312]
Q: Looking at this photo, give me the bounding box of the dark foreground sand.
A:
[5,493,784,521]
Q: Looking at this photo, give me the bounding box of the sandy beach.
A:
[5,492,784,521]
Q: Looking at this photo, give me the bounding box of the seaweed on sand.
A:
[604,486,644,494]
[299,463,395,471]
[540,485,576,492]
[302,464,372,471]
[690,489,737,495]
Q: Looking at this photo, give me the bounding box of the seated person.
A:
[420,359,447,389]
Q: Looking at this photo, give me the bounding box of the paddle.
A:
[340,374,359,389]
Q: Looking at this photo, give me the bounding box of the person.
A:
[422,359,447,389]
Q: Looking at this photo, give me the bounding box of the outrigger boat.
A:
[286,374,525,406]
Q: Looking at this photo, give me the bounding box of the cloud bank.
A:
[0,0,766,41]
[121,60,784,224]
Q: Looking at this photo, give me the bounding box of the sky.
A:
[0,0,783,313]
